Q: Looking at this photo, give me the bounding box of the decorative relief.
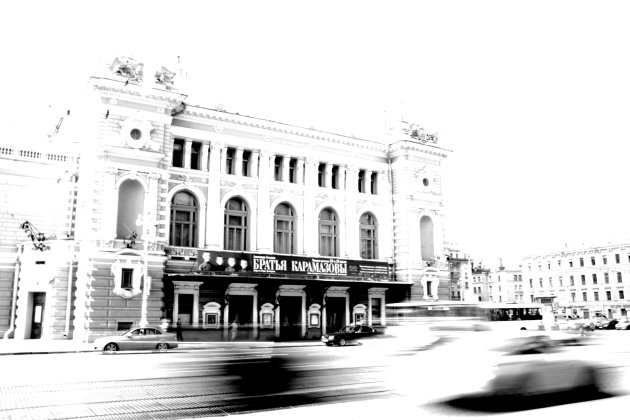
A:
[120,116,159,151]
[214,126,224,133]
[110,57,144,84]
[221,180,236,187]
[154,66,176,87]
[403,123,438,144]
[166,247,197,258]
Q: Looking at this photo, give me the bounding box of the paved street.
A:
[1,331,630,419]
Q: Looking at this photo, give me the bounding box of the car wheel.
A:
[156,343,168,352]
[103,343,118,353]
[339,338,346,346]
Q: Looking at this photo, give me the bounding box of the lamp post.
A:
[136,214,156,327]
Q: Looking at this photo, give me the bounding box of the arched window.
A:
[420,215,435,261]
[319,208,338,257]
[274,203,295,254]
[169,191,198,247]
[360,212,378,259]
[116,179,145,240]
[224,198,248,251]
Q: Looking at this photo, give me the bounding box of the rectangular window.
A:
[594,291,599,301]
[318,163,325,187]
[331,165,339,189]
[580,258,584,267]
[242,150,251,177]
[582,292,588,301]
[569,260,573,267]
[559,276,563,286]
[571,292,576,302]
[529,279,533,287]
[620,290,625,300]
[618,272,623,283]
[370,172,378,194]
[549,277,553,287]
[605,272,609,283]
[591,256,596,266]
[558,260,561,267]
[606,291,612,300]
[592,273,597,284]
[358,170,365,193]
[570,275,574,286]
[603,255,608,265]
[226,148,235,175]
[274,156,283,181]
[581,275,586,285]
[288,158,297,183]
[117,322,133,331]
[539,278,543,287]
[172,139,184,168]
[121,268,133,290]
[615,254,620,264]
[190,142,201,170]
[371,298,382,325]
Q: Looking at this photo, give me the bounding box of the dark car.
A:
[321,325,380,346]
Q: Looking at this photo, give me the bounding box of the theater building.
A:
[0,57,452,342]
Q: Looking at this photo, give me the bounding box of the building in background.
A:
[0,56,455,342]
[523,244,630,319]
[488,263,525,303]
[444,244,471,300]
[469,264,491,302]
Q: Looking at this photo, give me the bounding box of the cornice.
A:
[175,107,389,154]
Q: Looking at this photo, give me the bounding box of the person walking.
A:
[176,319,184,342]
[229,320,239,341]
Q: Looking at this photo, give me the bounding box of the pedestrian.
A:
[176,319,184,342]
[229,320,239,340]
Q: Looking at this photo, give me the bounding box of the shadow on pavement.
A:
[438,389,615,413]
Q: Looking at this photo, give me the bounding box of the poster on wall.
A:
[196,251,391,281]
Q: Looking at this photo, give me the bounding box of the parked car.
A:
[615,318,630,330]
[321,325,381,346]
[599,319,619,330]
[93,326,178,353]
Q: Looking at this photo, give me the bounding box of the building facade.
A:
[488,267,524,303]
[0,57,453,342]
[523,244,630,319]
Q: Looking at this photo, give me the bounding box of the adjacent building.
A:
[523,244,630,319]
[0,56,455,342]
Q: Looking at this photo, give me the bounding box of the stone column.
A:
[206,143,223,249]
[325,163,332,189]
[235,147,244,176]
[184,140,192,170]
[250,151,260,179]
[282,156,290,183]
[295,158,304,185]
[201,143,210,172]
[301,292,306,337]
[219,145,226,174]
[173,291,180,324]
[256,150,272,252]
[252,291,259,337]
[192,289,200,327]
[303,159,319,255]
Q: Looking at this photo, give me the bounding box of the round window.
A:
[423,178,429,187]
[130,128,142,140]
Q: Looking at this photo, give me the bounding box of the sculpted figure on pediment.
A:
[110,57,144,84]
[403,123,438,144]
[155,66,176,86]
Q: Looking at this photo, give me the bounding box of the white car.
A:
[93,326,178,353]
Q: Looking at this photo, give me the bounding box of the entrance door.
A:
[30,293,46,339]
[279,296,302,340]
[325,297,346,334]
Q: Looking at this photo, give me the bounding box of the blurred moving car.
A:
[386,330,610,404]
[93,326,178,353]
[486,333,604,397]
[321,325,381,346]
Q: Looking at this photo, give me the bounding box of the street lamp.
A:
[136,213,156,327]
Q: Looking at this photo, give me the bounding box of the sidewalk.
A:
[0,338,322,355]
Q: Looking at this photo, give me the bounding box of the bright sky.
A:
[4,1,630,268]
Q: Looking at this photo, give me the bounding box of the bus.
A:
[386,301,553,333]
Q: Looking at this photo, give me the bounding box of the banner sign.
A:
[197,250,391,280]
